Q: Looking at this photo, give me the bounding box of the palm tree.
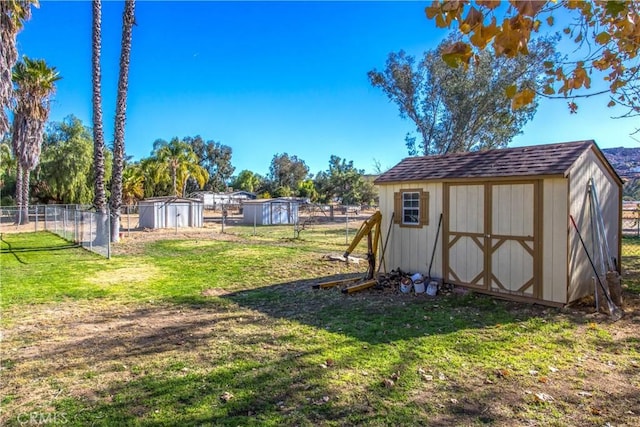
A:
[11,57,60,224]
[92,0,107,213]
[122,164,144,205]
[0,0,36,137]
[154,138,208,197]
[109,0,135,242]
[0,140,16,189]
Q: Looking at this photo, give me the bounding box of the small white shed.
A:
[241,198,299,225]
[138,197,204,229]
[374,140,622,307]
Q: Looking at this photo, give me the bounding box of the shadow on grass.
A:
[219,273,551,346]
[7,274,640,426]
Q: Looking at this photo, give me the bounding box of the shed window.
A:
[394,189,429,227]
[403,192,420,224]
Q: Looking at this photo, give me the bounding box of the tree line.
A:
[2,1,637,242]
[0,115,378,208]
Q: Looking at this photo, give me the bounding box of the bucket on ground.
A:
[426,281,438,296]
[400,277,412,293]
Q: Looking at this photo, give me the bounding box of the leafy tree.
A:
[138,156,170,198]
[0,0,36,137]
[267,153,309,196]
[315,155,377,205]
[297,179,319,202]
[110,0,135,242]
[0,139,17,204]
[151,138,208,197]
[229,169,263,193]
[368,36,555,155]
[35,116,98,204]
[184,135,235,192]
[121,163,144,205]
[423,1,640,119]
[11,56,60,223]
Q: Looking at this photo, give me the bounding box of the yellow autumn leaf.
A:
[425,1,441,19]
[607,100,616,107]
[476,0,501,10]
[441,41,473,67]
[543,85,555,95]
[546,15,554,26]
[463,6,484,28]
[511,0,547,17]
[511,88,536,109]
[595,31,611,44]
[505,84,517,98]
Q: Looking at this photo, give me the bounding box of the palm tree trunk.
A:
[92,0,108,244]
[20,167,30,224]
[14,162,23,224]
[92,0,106,213]
[109,0,135,243]
[172,164,178,196]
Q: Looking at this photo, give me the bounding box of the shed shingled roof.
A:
[374,140,616,184]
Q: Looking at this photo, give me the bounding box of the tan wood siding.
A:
[446,184,486,287]
[541,178,569,304]
[489,183,536,297]
[567,148,621,302]
[377,182,444,278]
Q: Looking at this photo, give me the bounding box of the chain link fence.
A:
[0,205,110,258]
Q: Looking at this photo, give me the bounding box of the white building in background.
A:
[241,198,301,225]
[138,197,204,229]
[190,191,256,210]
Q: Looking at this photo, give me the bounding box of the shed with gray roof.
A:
[374,140,622,306]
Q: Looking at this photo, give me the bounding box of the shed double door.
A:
[443,182,540,299]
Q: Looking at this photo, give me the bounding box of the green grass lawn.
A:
[1,231,638,426]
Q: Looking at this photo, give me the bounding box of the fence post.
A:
[107,212,111,260]
[345,209,349,244]
[35,206,38,232]
[90,213,93,252]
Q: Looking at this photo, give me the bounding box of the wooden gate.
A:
[444,182,540,299]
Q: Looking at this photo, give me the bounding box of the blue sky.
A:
[16,1,639,177]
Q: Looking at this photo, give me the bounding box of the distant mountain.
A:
[602,147,640,179]
[602,147,640,200]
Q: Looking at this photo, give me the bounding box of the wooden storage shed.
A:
[138,197,204,229]
[374,140,622,306]
[241,198,299,225]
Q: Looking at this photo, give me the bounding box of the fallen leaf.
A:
[496,369,510,378]
[529,369,539,376]
[578,391,593,397]
[450,398,459,404]
[220,391,234,402]
[422,374,434,381]
[538,376,548,383]
[549,366,559,373]
[534,392,554,403]
[383,378,395,388]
